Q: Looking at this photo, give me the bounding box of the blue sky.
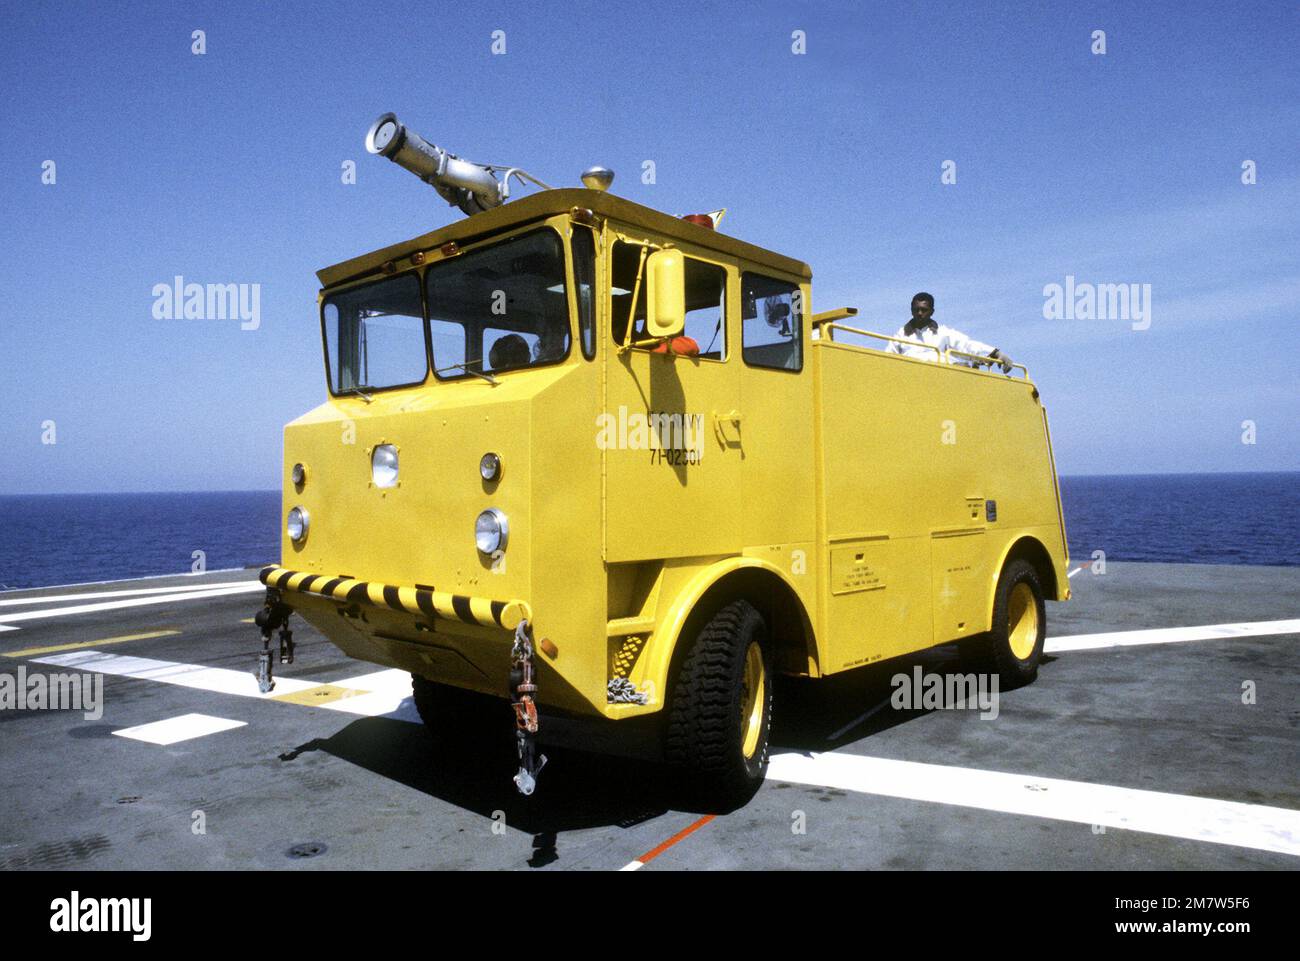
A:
[1,0,1296,493]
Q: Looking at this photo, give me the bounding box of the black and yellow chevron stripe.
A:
[259,565,530,631]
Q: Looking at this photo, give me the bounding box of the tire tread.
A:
[665,599,771,807]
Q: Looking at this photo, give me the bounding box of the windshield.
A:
[320,227,574,395]
[322,273,427,393]
[426,228,571,379]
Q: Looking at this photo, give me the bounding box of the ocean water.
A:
[0,474,1296,591]
[0,491,281,591]
[1059,472,1297,569]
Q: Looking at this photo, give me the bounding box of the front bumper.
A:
[259,565,531,631]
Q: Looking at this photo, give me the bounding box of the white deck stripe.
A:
[32,650,321,698]
[1047,619,1300,653]
[0,583,264,623]
[332,669,413,694]
[322,669,418,719]
[767,752,1300,857]
[619,860,645,871]
[322,691,421,721]
[113,713,247,745]
[0,580,260,607]
[27,651,418,719]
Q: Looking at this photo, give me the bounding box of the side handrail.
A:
[945,348,1029,379]
[821,322,1028,379]
[822,322,943,362]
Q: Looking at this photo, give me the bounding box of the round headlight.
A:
[287,506,309,543]
[372,444,399,488]
[475,508,509,554]
[291,463,307,486]
[479,452,502,482]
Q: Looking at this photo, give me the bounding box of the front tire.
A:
[665,599,773,809]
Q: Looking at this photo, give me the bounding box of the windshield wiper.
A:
[338,386,374,403]
[435,360,499,385]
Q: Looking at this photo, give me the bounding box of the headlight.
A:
[372,444,399,488]
[475,508,509,554]
[287,507,309,543]
[291,463,307,486]
[479,452,502,482]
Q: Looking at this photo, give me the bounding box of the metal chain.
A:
[510,620,545,795]
[510,620,531,664]
[606,677,648,705]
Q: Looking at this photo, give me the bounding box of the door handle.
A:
[713,410,742,444]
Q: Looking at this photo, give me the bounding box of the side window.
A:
[684,258,726,360]
[572,227,597,360]
[742,273,803,371]
[611,240,727,359]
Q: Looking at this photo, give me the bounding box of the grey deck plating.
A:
[0,562,1296,870]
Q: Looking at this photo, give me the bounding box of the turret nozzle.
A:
[364,112,506,216]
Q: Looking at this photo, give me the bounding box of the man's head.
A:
[911,292,935,325]
[488,333,531,371]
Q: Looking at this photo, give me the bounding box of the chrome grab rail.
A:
[820,322,1028,379]
[944,348,1030,379]
[822,323,943,361]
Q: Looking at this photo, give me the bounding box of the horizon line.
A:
[2,467,1298,497]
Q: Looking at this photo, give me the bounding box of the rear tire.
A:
[971,559,1046,689]
[665,599,772,810]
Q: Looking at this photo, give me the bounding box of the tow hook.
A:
[253,588,295,693]
[509,619,547,796]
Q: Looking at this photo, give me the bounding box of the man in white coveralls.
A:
[889,291,1014,372]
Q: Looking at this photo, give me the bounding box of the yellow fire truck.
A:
[253,113,1070,806]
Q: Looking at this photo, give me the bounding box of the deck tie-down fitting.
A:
[509,619,547,795]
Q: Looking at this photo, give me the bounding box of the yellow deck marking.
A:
[4,630,181,659]
[240,618,255,624]
[269,683,368,707]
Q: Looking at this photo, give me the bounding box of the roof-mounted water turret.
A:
[364,112,558,217]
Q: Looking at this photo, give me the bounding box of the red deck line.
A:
[635,814,716,865]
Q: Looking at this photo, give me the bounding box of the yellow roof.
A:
[316,187,812,288]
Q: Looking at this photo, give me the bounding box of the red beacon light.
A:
[681,213,715,229]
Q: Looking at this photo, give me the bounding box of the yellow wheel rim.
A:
[1007,582,1039,660]
[740,641,766,760]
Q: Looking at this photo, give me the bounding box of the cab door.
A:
[735,271,817,550]
[603,238,742,563]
